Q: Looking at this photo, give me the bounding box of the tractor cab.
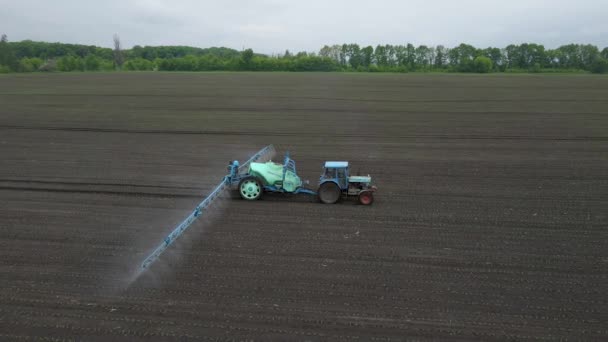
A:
[321,161,349,190]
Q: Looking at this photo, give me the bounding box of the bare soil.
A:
[1,72,607,341]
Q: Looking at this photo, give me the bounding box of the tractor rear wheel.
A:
[239,177,263,201]
[358,190,374,205]
[318,182,341,204]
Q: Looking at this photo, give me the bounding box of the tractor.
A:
[317,161,376,205]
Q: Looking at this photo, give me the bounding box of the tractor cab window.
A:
[324,168,336,178]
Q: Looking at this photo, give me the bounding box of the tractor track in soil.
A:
[2,124,607,141]
[0,73,607,340]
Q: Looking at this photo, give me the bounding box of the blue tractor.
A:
[317,161,376,205]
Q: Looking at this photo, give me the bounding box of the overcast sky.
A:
[1,0,607,54]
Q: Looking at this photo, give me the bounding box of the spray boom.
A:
[140,145,275,270]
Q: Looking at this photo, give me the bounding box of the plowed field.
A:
[1,73,607,341]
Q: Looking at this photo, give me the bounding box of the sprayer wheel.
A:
[239,177,263,200]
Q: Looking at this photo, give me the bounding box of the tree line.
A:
[1,36,607,74]
[324,43,608,73]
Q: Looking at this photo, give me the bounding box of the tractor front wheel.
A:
[318,182,341,204]
[358,190,374,205]
[239,177,263,201]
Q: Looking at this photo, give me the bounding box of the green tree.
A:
[130,45,144,59]
[504,44,519,69]
[8,40,111,60]
[374,45,388,67]
[84,55,101,71]
[480,47,503,71]
[240,48,254,70]
[319,44,341,65]
[197,54,223,71]
[387,45,398,67]
[591,58,608,74]
[157,58,176,71]
[518,43,546,69]
[372,44,396,68]
[18,57,43,72]
[57,55,84,71]
[434,45,447,69]
[18,59,34,72]
[344,44,362,69]
[579,44,600,70]
[554,44,597,70]
[123,57,154,71]
[529,63,542,73]
[319,45,331,58]
[449,43,477,71]
[405,44,416,70]
[99,59,115,71]
[292,55,338,71]
[0,34,18,71]
[177,55,198,71]
[415,45,431,70]
[545,49,559,69]
[473,56,492,73]
[360,46,374,67]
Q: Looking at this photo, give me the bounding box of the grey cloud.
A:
[1,0,606,53]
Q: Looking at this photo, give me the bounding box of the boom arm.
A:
[140,145,275,270]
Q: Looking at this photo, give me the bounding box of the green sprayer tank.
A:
[249,161,302,192]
